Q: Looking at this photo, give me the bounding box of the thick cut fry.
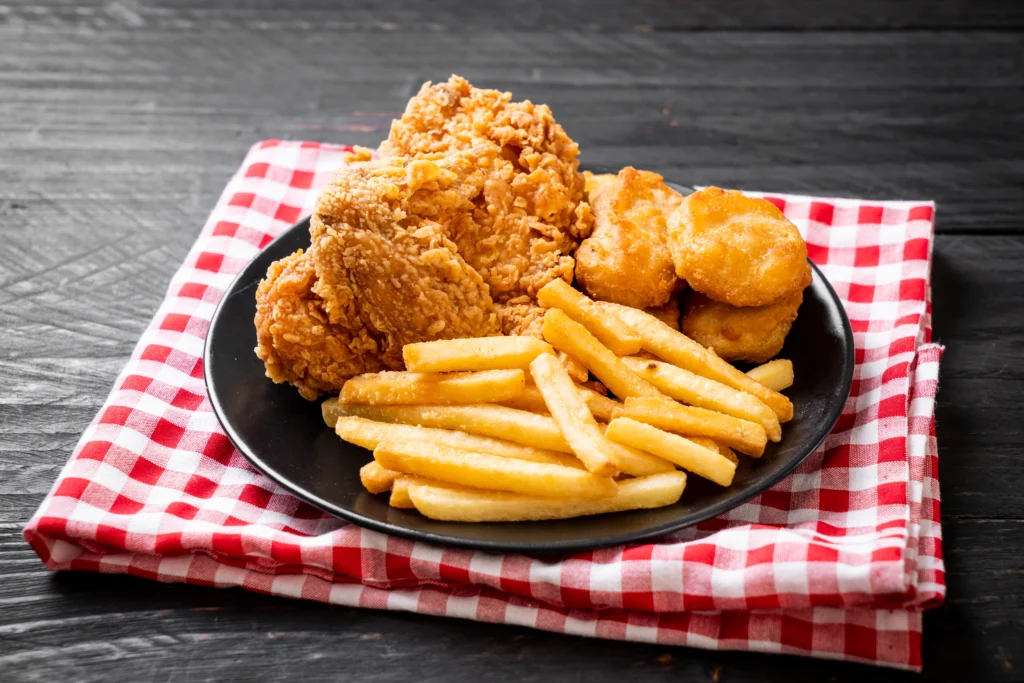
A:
[746,359,795,392]
[323,397,343,428]
[537,278,643,356]
[332,403,571,452]
[402,336,554,373]
[390,475,456,508]
[688,437,739,465]
[407,471,687,522]
[617,397,768,457]
[335,416,584,469]
[558,351,590,383]
[360,461,399,494]
[499,385,622,422]
[542,309,663,400]
[621,357,782,442]
[606,418,737,487]
[597,425,677,475]
[598,302,793,422]
[374,440,617,499]
[332,403,666,477]
[530,354,619,476]
[340,369,526,405]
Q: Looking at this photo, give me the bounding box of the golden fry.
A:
[596,425,677,475]
[537,278,643,356]
[402,336,553,372]
[360,461,399,494]
[499,384,622,422]
[617,396,768,457]
[605,418,737,487]
[530,354,619,476]
[746,359,795,392]
[688,436,739,465]
[374,440,617,499]
[335,416,585,469]
[389,476,416,508]
[323,397,343,428]
[407,471,686,522]
[598,302,793,422]
[621,357,782,441]
[332,403,571,452]
[340,369,526,405]
[542,308,663,400]
[558,351,590,383]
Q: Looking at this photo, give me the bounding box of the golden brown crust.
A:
[309,153,502,369]
[379,75,591,318]
[575,168,683,309]
[667,187,810,307]
[254,250,384,400]
[680,290,804,364]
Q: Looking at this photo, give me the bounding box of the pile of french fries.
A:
[321,278,796,523]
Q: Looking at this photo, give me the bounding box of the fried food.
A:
[403,336,554,372]
[380,75,592,334]
[681,290,803,363]
[605,418,737,487]
[746,359,795,392]
[537,278,643,356]
[254,250,384,400]
[597,302,794,422]
[615,396,768,457]
[645,298,681,330]
[405,471,686,522]
[667,187,811,307]
[575,168,683,309]
[339,369,526,406]
[373,440,617,499]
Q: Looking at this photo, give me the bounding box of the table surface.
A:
[2,1,1023,681]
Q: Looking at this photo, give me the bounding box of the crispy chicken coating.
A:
[575,168,683,309]
[681,290,804,363]
[667,187,811,307]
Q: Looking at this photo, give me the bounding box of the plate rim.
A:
[203,192,855,554]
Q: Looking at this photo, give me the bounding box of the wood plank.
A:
[5,0,1024,31]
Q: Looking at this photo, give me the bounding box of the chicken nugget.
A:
[667,187,811,307]
[681,290,804,364]
[575,168,683,309]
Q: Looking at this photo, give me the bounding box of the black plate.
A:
[204,181,854,553]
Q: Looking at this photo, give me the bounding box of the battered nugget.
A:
[667,187,811,307]
[681,290,803,364]
[575,168,683,309]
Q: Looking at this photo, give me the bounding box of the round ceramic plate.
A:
[204,180,854,553]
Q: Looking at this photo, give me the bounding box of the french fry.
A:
[529,354,619,476]
[389,475,455,508]
[323,397,343,428]
[335,416,584,469]
[621,357,782,441]
[332,403,667,477]
[407,471,687,522]
[596,425,677,475]
[402,336,554,372]
[499,384,622,422]
[617,396,768,457]
[558,350,590,383]
[598,302,793,422]
[374,439,617,499]
[537,278,643,356]
[331,403,571,452]
[542,308,663,400]
[360,461,400,494]
[746,359,795,392]
[688,437,739,466]
[340,369,526,405]
[605,418,737,487]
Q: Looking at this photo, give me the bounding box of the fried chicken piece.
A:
[681,290,804,363]
[644,297,681,331]
[667,187,811,307]
[254,249,384,400]
[309,152,502,370]
[575,168,683,309]
[379,75,592,334]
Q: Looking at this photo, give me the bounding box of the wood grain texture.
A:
[2,1,1023,681]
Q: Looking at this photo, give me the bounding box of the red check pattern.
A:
[24,140,944,671]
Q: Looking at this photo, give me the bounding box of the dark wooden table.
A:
[3,1,1023,680]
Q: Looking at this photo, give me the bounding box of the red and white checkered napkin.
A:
[24,141,945,670]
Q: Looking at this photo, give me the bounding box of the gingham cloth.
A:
[24,140,944,671]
